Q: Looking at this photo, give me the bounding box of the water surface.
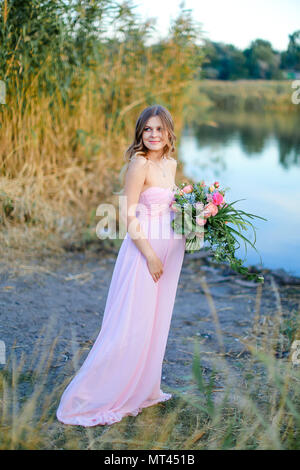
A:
[179,111,300,276]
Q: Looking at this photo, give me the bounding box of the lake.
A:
[178,110,300,277]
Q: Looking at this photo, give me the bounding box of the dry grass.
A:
[1,37,197,259]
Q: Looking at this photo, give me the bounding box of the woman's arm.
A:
[122,156,156,260]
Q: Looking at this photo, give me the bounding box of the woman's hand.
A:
[146,253,164,283]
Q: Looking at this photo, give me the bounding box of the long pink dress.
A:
[56,186,186,426]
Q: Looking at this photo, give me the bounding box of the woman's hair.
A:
[113,104,176,195]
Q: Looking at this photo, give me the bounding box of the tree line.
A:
[201,31,300,80]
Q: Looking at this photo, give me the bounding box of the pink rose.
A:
[182,184,193,194]
[212,192,224,206]
[203,202,218,218]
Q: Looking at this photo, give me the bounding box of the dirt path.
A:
[1,243,299,406]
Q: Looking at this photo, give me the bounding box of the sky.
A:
[132,0,300,51]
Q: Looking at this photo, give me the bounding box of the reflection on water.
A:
[179,111,300,276]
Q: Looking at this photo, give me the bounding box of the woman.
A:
[56,104,186,426]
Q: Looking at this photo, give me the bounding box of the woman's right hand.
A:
[147,253,164,283]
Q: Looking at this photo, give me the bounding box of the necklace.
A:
[149,156,167,177]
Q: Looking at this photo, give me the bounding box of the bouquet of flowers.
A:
[170,180,267,283]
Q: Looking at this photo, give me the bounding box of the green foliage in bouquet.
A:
[170,181,267,283]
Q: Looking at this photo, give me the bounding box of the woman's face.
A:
[142,116,168,155]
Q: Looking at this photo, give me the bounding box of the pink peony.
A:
[212,192,224,206]
[203,202,218,218]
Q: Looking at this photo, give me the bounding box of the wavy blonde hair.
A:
[113,104,176,195]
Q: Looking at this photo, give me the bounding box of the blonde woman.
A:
[56,104,186,426]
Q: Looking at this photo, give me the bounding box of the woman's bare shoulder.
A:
[130,152,148,163]
[127,153,149,176]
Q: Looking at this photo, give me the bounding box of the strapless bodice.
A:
[137,187,175,217]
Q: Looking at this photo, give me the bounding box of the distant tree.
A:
[201,40,248,80]
[217,43,248,80]
[244,39,283,79]
[201,40,220,78]
[280,30,300,71]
